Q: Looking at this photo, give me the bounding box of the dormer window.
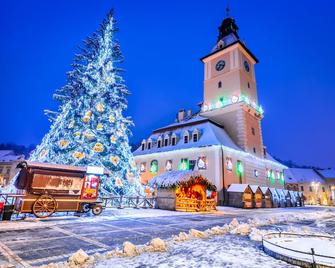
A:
[183,131,189,144]
[141,140,146,151]
[157,137,162,148]
[164,134,170,147]
[171,133,177,146]
[147,139,152,150]
[192,129,199,142]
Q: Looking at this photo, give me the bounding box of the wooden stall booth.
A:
[289,191,297,207]
[260,186,272,208]
[249,185,262,208]
[13,161,109,218]
[283,190,292,207]
[227,184,253,209]
[276,189,286,207]
[269,188,280,208]
[149,171,217,212]
[297,192,304,207]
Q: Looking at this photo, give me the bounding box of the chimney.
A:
[177,109,186,122]
[187,109,192,118]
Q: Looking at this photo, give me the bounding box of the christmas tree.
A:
[30,11,142,196]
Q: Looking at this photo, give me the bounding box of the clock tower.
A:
[200,12,265,158]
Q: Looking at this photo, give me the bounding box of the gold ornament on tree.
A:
[72,151,85,160]
[93,142,104,152]
[110,155,120,166]
[39,149,49,159]
[58,139,69,149]
[109,114,115,123]
[97,123,103,131]
[83,111,92,123]
[74,131,81,139]
[110,135,117,144]
[96,102,105,112]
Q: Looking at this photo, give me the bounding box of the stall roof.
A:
[249,185,261,194]
[149,170,216,190]
[17,161,111,175]
[227,184,250,193]
[269,188,279,197]
[260,186,270,195]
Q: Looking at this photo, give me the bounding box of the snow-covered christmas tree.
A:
[30,11,142,196]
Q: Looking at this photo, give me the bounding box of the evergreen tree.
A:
[30,11,142,196]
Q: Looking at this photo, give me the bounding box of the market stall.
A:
[283,189,292,207]
[260,186,272,208]
[149,171,217,212]
[249,185,262,208]
[227,184,253,209]
[269,188,280,208]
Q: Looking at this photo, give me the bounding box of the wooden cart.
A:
[13,161,109,218]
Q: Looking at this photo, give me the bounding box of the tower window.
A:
[253,147,256,154]
[251,127,255,135]
[248,82,250,89]
[218,81,222,88]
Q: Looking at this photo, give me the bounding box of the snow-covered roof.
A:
[0,150,24,162]
[269,187,279,197]
[249,185,261,194]
[317,169,335,180]
[260,186,270,195]
[227,184,250,193]
[276,189,286,199]
[134,115,242,156]
[284,168,324,184]
[149,170,216,190]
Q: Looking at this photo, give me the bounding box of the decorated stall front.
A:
[283,189,292,207]
[149,171,217,212]
[260,186,272,208]
[289,190,297,207]
[227,184,253,209]
[269,188,280,208]
[249,185,262,208]
[276,189,287,207]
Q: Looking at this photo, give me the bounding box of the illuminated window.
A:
[140,162,146,173]
[165,160,173,171]
[226,157,233,171]
[197,157,207,170]
[150,160,158,174]
[179,159,189,170]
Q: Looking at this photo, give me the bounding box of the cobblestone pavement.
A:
[0,206,333,267]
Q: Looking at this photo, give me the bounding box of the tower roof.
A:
[217,17,239,42]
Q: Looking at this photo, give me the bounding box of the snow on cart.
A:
[149,170,217,212]
[1,161,109,218]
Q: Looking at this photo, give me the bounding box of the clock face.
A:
[244,60,250,72]
[215,60,225,71]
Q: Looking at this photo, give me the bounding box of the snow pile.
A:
[172,231,190,242]
[68,249,91,265]
[122,241,139,257]
[189,229,208,238]
[249,228,269,242]
[145,238,167,252]
[230,223,251,236]
[207,225,230,235]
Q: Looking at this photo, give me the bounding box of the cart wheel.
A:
[33,195,57,218]
[92,204,103,216]
[81,203,91,213]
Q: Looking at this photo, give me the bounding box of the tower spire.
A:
[226,1,230,18]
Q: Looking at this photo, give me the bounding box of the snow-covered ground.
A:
[40,206,335,268]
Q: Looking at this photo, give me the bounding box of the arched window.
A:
[183,131,189,144]
[147,139,152,150]
[192,129,199,142]
[157,136,162,148]
[141,140,146,151]
[171,133,177,146]
[150,160,158,174]
[164,134,170,147]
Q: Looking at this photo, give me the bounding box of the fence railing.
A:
[100,196,156,209]
[262,232,335,267]
[0,193,24,205]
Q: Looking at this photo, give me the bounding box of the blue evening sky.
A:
[1,0,334,167]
